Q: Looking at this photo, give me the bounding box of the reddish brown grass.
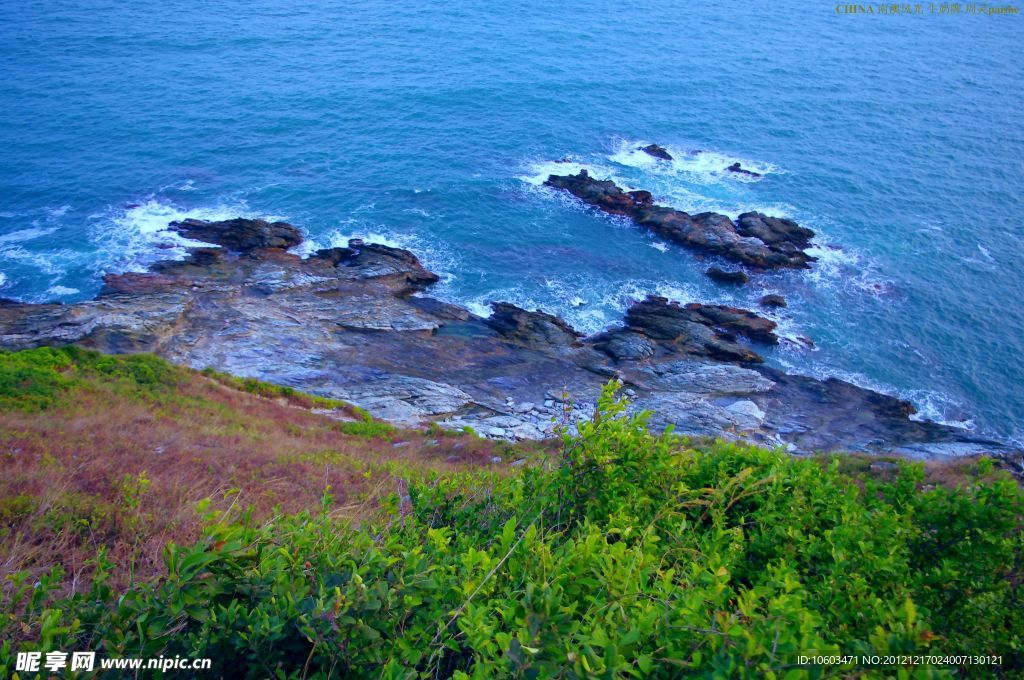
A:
[0,372,549,597]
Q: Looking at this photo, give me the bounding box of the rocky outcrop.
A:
[706,268,749,285]
[0,217,1014,460]
[640,144,673,160]
[736,213,814,252]
[172,217,303,253]
[592,296,777,364]
[759,294,787,308]
[544,171,815,270]
[484,302,581,349]
[726,162,761,178]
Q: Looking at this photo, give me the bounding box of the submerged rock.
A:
[544,171,815,270]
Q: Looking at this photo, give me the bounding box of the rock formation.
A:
[726,162,761,178]
[0,217,1014,459]
[706,268,749,285]
[640,144,673,160]
[544,171,816,270]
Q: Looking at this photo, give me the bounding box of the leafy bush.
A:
[0,347,180,412]
[337,419,397,439]
[2,383,1021,678]
[0,347,73,411]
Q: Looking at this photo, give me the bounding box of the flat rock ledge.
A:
[0,217,1015,461]
[544,170,815,271]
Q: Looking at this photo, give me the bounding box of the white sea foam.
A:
[0,244,73,275]
[0,272,6,288]
[94,198,255,274]
[518,159,596,187]
[608,138,781,182]
[0,226,58,244]
[46,285,80,297]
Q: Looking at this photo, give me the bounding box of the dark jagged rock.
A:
[590,330,655,361]
[312,247,357,266]
[544,171,639,216]
[0,216,1013,459]
[627,190,654,205]
[343,241,441,289]
[544,171,815,270]
[682,303,779,345]
[595,295,771,364]
[171,218,303,253]
[737,213,814,250]
[759,294,787,308]
[726,162,761,178]
[640,144,673,161]
[484,302,581,349]
[706,267,749,285]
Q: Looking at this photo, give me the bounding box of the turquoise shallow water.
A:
[1,1,1022,444]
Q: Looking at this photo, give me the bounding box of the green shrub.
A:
[2,383,1021,678]
[0,347,74,410]
[337,419,397,439]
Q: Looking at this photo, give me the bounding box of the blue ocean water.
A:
[1,1,1022,444]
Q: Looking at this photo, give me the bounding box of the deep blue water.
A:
[1,1,1022,444]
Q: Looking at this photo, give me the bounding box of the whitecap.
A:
[92,198,255,274]
[0,244,73,275]
[0,226,58,244]
[517,159,594,187]
[607,138,781,182]
[46,285,80,297]
[402,208,433,218]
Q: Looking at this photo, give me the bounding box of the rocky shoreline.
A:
[0,217,1017,460]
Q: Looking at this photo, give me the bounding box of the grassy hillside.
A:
[0,349,1021,678]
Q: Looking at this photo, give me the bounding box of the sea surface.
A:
[1,1,1022,445]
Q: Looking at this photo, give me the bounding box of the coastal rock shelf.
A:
[0,217,1013,459]
[544,170,816,270]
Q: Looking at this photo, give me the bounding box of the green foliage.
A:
[0,346,179,411]
[2,382,1021,678]
[0,347,73,410]
[336,419,397,439]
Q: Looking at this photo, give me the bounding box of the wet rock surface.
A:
[706,267,749,285]
[726,162,762,178]
[544,171,816,270]
[0,217,1015,460]
[640,144,673,160]
[759,294,788,308]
